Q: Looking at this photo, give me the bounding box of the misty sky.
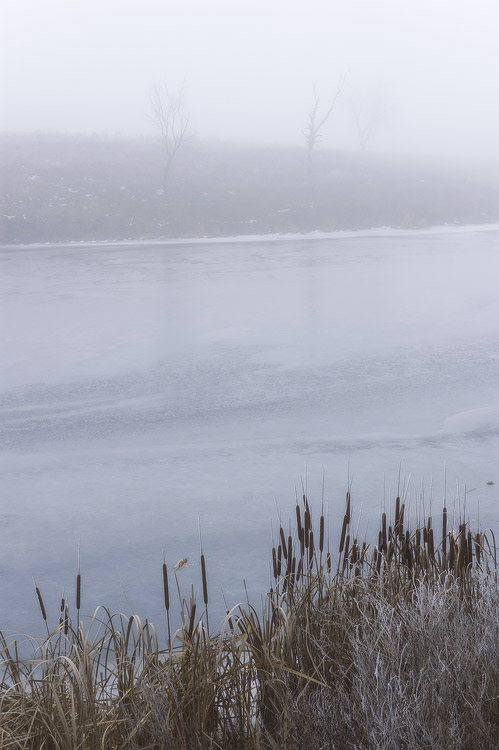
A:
[2,0,499,160]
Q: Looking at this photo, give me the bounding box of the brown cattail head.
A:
[76,574,81,612]
[304,508,311,548]
[280,527,288,559]
[272,547,278,579]
[188,602,197,638]
[163,562,170,611]
[36,587,47,622]
[428,528,434,558]
[319,515,325,553]
[442,507,447,556]
[200,554,208,606]
[296,557,303,583]
[339,514,348,554]
[296,504,302,538]
[59,596,65,628]
[399,504,405,541]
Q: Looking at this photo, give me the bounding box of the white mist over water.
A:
[1,226,499,637]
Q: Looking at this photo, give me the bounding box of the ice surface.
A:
[1,226,499,637]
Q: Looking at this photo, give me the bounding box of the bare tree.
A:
[348,88,391,154]
[302,73,348,175]
[150,86,190,194]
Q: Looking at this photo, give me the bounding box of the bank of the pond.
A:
[1,496,498,749]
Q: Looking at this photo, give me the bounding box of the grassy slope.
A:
[1,134,499,244]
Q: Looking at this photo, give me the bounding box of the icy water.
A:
[1,226,499,638]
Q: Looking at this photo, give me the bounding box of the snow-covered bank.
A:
[3,220,499,252]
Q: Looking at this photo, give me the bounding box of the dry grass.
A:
[1,493,498,749]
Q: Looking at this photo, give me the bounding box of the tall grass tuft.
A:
[1,491,498,748]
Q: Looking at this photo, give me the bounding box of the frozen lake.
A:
[1,226,499,638]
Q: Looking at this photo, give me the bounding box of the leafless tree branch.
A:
[150,86,190,193]
[302,73,348,174]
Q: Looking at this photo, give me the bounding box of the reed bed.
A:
[1,493,498,749]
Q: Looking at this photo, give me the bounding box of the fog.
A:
[2,0,499,162]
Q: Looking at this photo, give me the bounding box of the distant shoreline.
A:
[2,134,499,246]
[2,221,499,252]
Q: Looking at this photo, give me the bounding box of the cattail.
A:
[351,539,358,566]
[308,530,314,566]
[342,534,350,574]
[163,561,170,611]
[375,547,382,574]
[304,508,311,549]
[272,547,278,579]
[296,557,303,583]
[361,540,367,565]
[387,540,394,564]
[288,535,293,565]
[442,507,447,556]
[399,504,405,541]
[319,514,325,553]
[64,604,69,635]
[299,525,305,558]
[188,603,197,638]
[59,596,65,628]
[280,527,288,559]
[457,524,467,571]
[339,514,348,554]
[76,573,81,612]
[395,496,400,535]
[467,531,473,568]
[449,535,455,569]
[346,491,351,524]
[35,585,47,622]
[200,554,208,606]
[382,513,387,553]
[296,504,302,539]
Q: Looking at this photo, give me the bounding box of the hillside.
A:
[1,134,499,244]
